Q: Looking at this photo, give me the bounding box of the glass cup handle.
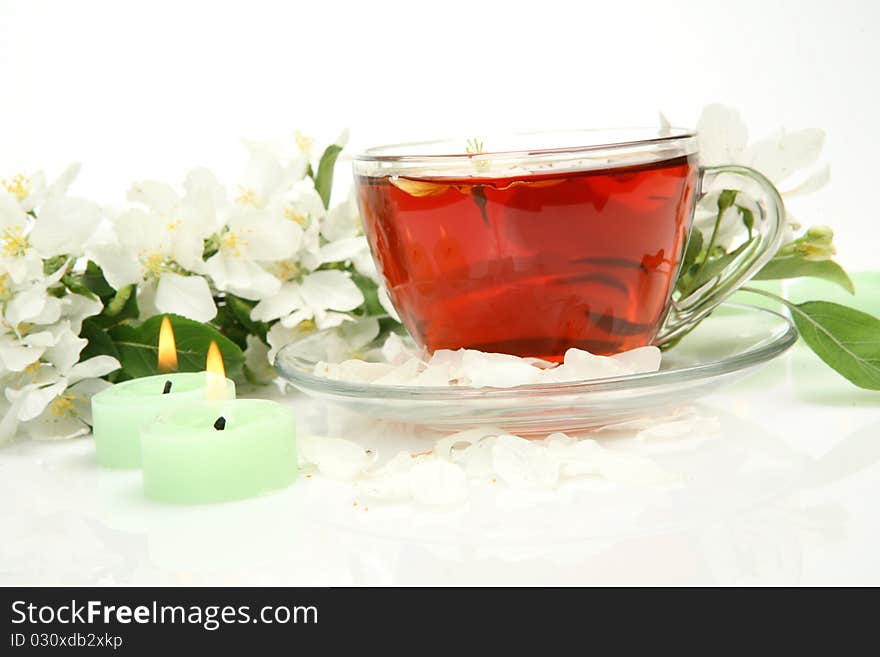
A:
[656,164,786,346]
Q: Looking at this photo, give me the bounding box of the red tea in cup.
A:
[354,131,784,361]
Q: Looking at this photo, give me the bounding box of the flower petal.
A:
[155,272,217,322]
[300,270,364,312]
[696,104,749,166]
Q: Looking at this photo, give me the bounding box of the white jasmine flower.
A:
[87,170,224,322]
[0,191,43,284]
[2,355,119,443]
[203,205,301,300]
[234,140,309,210]
[694,104,828,249]
[2,164,80,213]
[28,197,101,258]
[251,269,364,330]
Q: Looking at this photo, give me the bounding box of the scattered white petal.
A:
[298,434,375,481]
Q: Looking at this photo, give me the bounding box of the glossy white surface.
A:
[2,341,879,586]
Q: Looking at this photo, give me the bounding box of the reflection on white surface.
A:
[1,352,879,586]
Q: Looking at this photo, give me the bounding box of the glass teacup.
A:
[353,129,783,360]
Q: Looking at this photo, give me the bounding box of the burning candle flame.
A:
[205,340,228,401]
[158,316,178,372]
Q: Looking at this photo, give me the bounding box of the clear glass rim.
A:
[353,127,697,163]
[275,303,797,402]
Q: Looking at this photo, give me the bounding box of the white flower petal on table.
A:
[492,434,560,490]
[593,450,680,486]
[372,357,422,385]
[696,104,749,166]
[461,350,543,388]
[298,434,375,481]
[300,270,364,312]
[356,452,416,501]
[380,333,416,366]
[410,459,468,506]
[155,272,217,322]
[29,197,102,257]
[610,346,662,374]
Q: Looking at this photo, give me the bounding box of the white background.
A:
[1,0,878,266]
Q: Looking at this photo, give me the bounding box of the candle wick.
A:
[214,416,227,431]
[162,380,173,394]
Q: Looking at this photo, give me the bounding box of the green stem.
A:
[104,285,133,317]
[683,208,723,298]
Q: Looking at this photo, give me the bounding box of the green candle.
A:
[141,399,297,504]
[91,372,236,468]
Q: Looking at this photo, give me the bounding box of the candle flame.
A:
[205,340,228,401]
[158,316,178,372]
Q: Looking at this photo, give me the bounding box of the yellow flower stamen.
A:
[2,225,29,257]
[49,393,84,418]
[0,273,10,301]
[298,319,316,333]
[294,131,314,157]
[221,231,243,257]
[140,251,171,279]
[272,259,300,281]
[2,174,30,202]
[235,187,260,207]
[166,218,182,231]
[283,207,309,226]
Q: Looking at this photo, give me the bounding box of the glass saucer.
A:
[275,303,797,433]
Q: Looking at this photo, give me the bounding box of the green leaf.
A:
[61,274,97,300]
[754,256,855,295]
[313,144,343,209]
[351,271,383,316]
[678,228,703,280]
[718,189,738,213]
[109,313,244,379]
[79,318,121,362]
[91,284,139,329]
[785,300,880,390]
[738,205,755,239]
[225,294,268,342]
[682,240,751,294]
[81,261,116,299]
